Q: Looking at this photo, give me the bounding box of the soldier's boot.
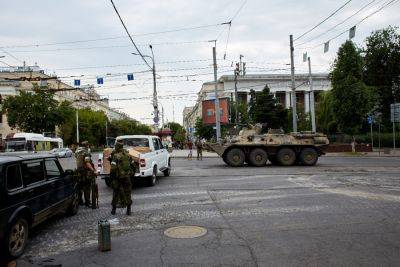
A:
[126,205,131,216]
[111,205,116,215]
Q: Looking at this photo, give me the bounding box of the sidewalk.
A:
[171,149,400,158]
[171,149,219,158]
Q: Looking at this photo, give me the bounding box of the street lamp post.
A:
[132,45,159,131]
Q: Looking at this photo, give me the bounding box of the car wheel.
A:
[225,148,245,167]
[6,217,29,259]
[66,192,79,216]
[163,160,171,177]
[277,147,296,166]
[147,166,157,187]
[248,148,268,167]
[299,148,318,166]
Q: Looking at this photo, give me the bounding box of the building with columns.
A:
[183,73,331,133]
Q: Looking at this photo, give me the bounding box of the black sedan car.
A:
[0,154,78,259]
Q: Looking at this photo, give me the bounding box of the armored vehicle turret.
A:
[205,125,329,167]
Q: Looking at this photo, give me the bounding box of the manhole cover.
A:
[164,226,207,239]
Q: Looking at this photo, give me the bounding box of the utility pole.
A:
[149,45,159,131]
[162,105,165,128]
[234,62,239,129]
[290,35,298,132]
[105,119,108,146]
[212,46,221,142]
[172,104,175,122]
[307,57,316,132]
[76,109,79,144]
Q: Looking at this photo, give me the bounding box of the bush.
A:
[328,133,400,147]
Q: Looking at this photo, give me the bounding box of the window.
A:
[6,164,23,191]
[22,160,45,186]
[120,138,149,148]
[157,139,164,149]
[45,160,61,179]
[153,138,160,151]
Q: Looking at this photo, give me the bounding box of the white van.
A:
[101,135,171,187]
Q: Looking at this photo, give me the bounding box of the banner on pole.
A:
[97,77,104,85]
[127,74,134,81]
[303,52,307,62]
[349,26,356,39]
[74,79,80,86]
[324,41,330,53]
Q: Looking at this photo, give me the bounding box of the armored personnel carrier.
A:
[205,125,329,167]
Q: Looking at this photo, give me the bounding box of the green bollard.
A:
[98,219,111,252]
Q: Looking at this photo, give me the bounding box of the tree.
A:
[58,101,76,145]
[364,26,400,127]
[253,85,287,129]
[2,85,69,133]
[164,122,186,142]
[330,41,375,135]
[316,91,337,134]
[76,108,108,146]
[109,119,152,138]
[194,118,214,140]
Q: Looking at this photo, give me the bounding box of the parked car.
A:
[50,148,73,158]
[101,135,171,187]
[0,154,78,260]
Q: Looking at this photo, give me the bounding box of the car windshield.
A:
[118,138,149,148]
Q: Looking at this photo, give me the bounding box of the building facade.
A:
[0,66,128,139]
[182,73,331,133]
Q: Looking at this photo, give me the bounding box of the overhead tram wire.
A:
[0,24,228,49]
[304,0,399,50]
[294,0,353,42]
[109,0,152,70]
[295,0,379,47]
[6,40,212,53]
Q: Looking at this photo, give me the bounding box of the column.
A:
[285,91,291,108]
[304,91,310,113]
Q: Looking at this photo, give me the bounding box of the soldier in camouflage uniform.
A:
[75,141,98,209]
[110,141,134,215]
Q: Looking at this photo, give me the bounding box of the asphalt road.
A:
[18,156,400,267]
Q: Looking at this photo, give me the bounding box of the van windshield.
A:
[118,138,149,148]
[6,138,26,152]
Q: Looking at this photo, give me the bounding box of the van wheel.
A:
[163,160,171,177]
[225,148,245,167]
[6,217,29,259]
[299,148,318,166]
[66,192,79,216]
[147,166,157,186]
[248,148,268,167]
[277,148,296,166]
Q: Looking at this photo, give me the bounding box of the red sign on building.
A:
[202,98,229,125]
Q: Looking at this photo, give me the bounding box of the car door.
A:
[3,163,25,222]
[157,138,167,168]
[20,159,51,222]
[45,158,66,206]
[151,137,162,170]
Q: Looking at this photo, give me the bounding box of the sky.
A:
[0,0,399,125]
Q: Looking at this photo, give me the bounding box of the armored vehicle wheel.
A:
[277,148,296,166]
[299,148,318,166]
[248,148,268,167]
[225,148,245,167]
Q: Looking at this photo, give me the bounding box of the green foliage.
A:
[230,102,250,125]
[58,101,76,145]
[109,119,152,138]
[164,122,186,142]
[330,41,375,135]
[364,26,400,126]
[76,108,108,146]
[2,85,70,133]
[253,85,288,129]
[194,118,214,140]
[316,91,337,134]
